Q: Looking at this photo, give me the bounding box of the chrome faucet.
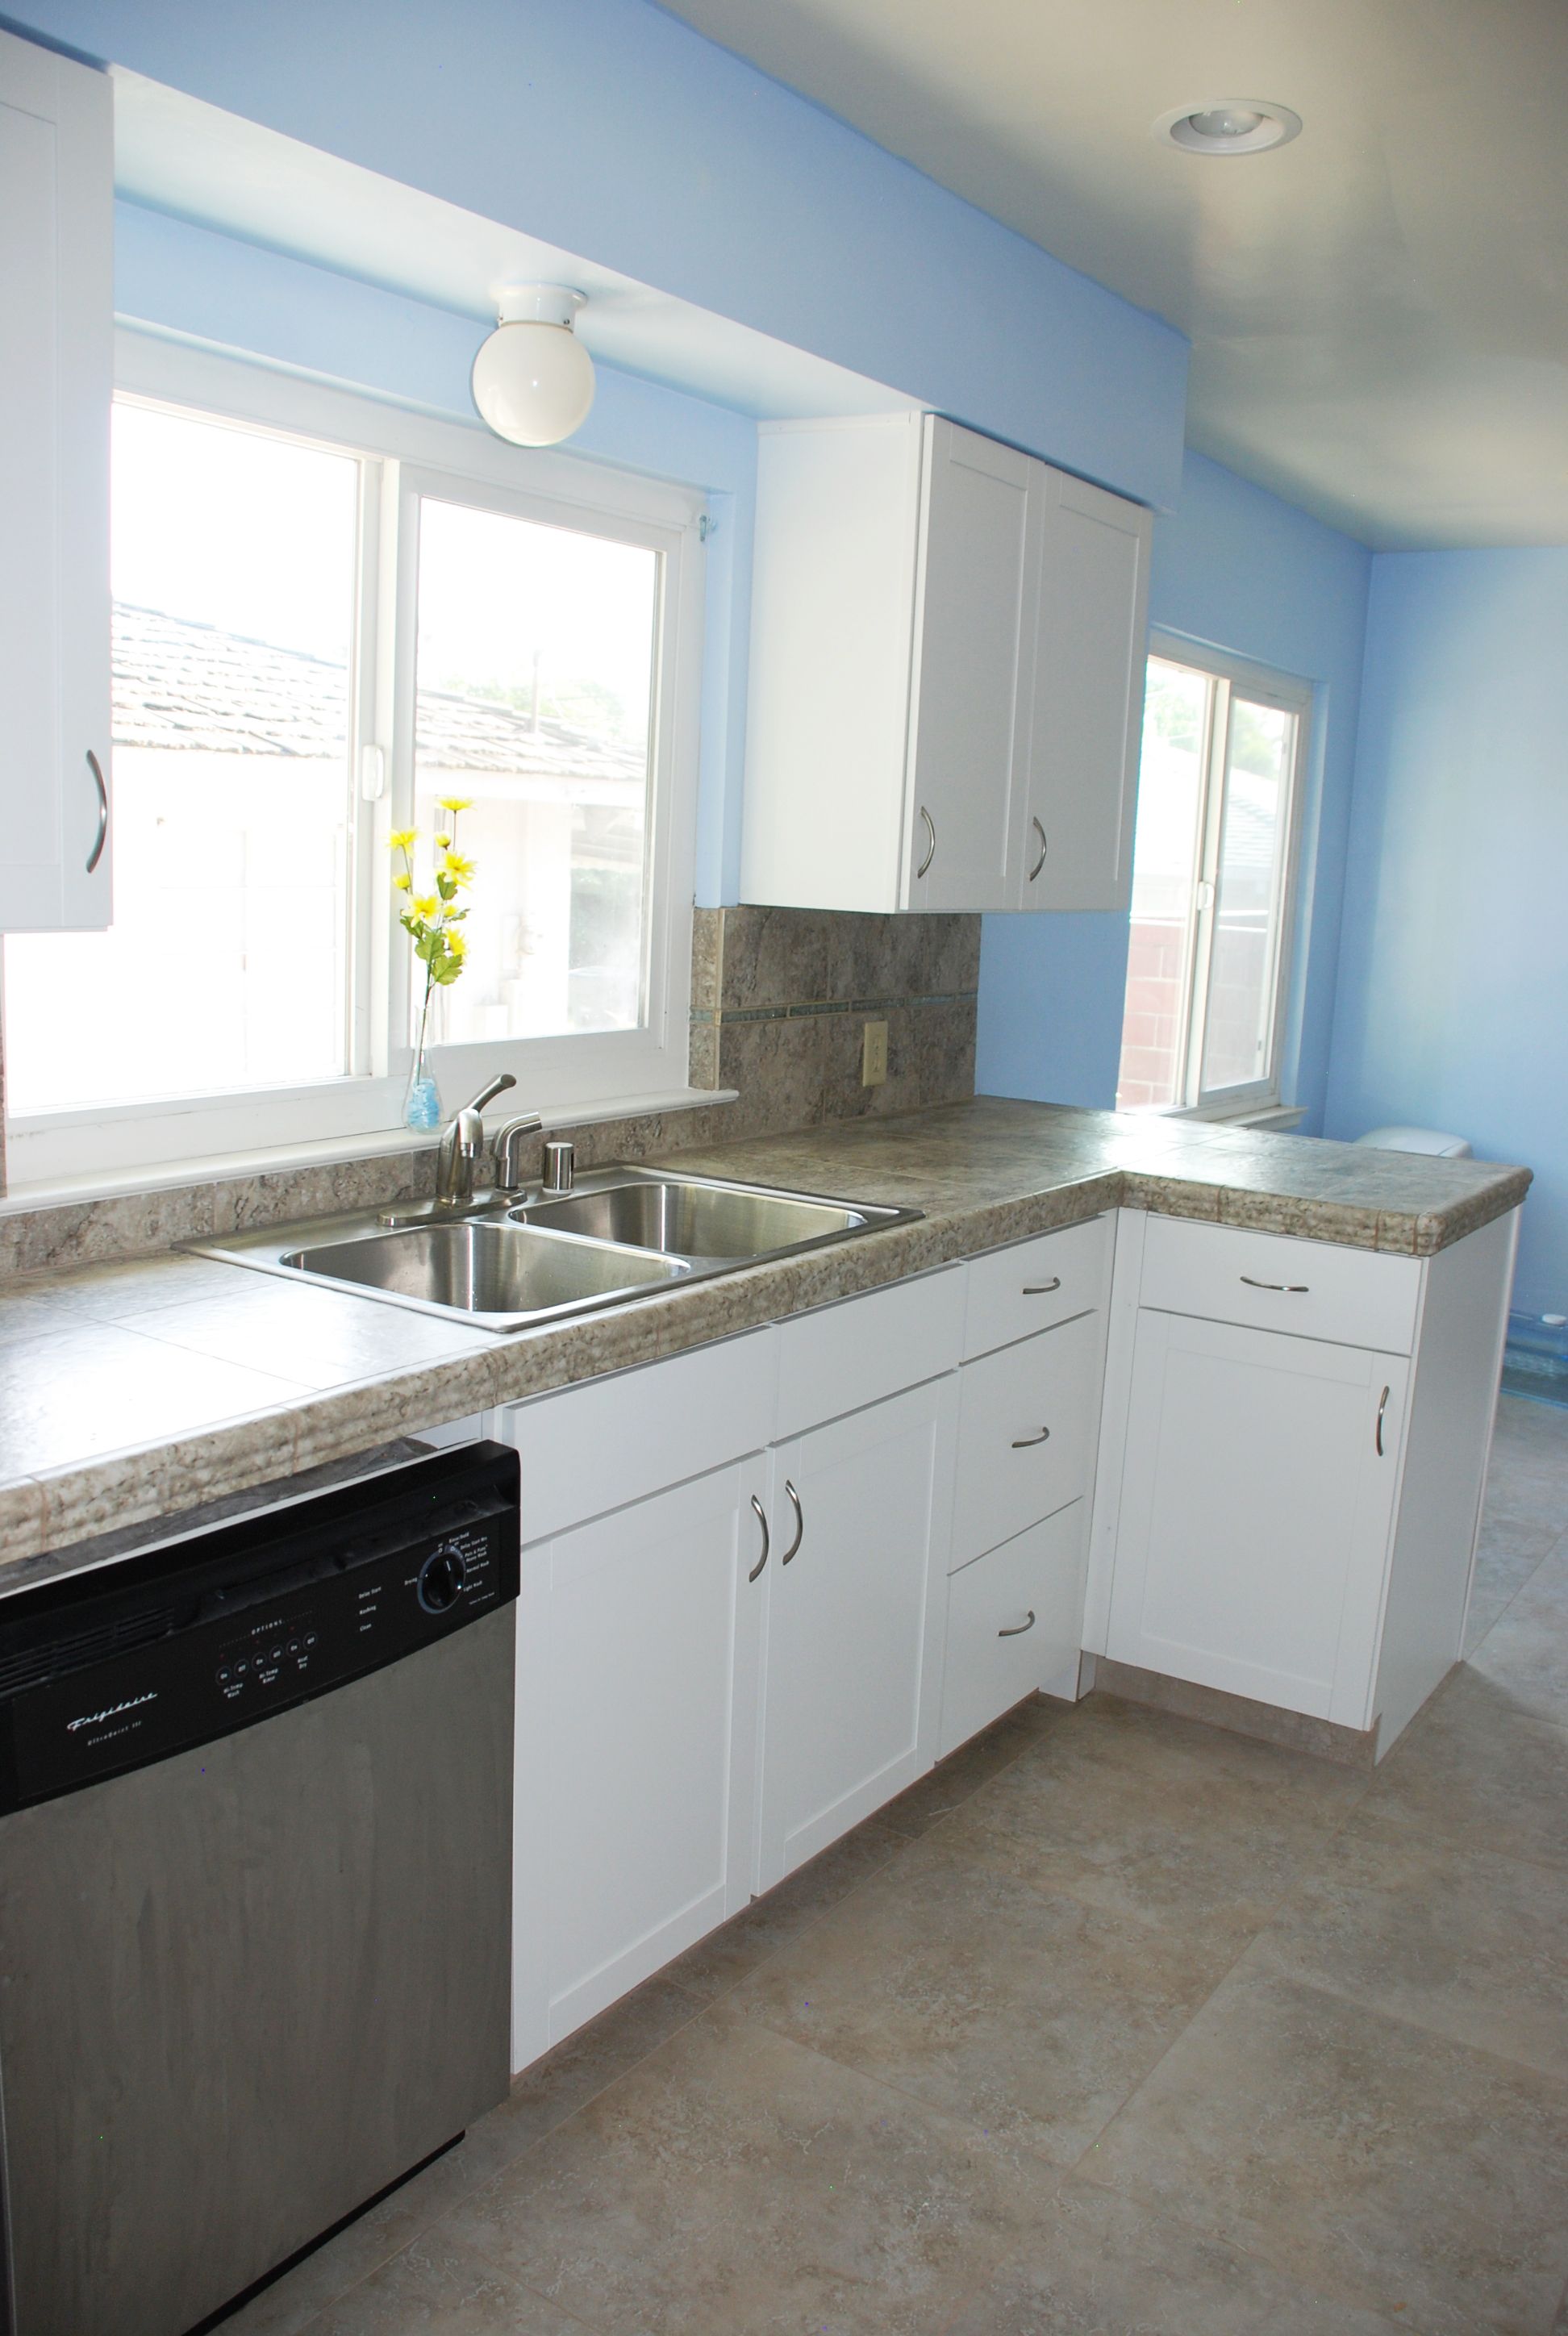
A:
[494,1111,545,1194]
[377,1078,548,1226]
[435,1074,518,1209]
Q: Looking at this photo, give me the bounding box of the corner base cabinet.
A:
[1088,1207,1519,1752]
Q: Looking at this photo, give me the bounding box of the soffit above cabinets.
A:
[110,69,920,428]
[654,0,1568,552]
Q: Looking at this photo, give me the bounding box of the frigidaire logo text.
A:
[67,1691,158,1733]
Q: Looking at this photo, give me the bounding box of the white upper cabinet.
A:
[1015,470,1152,913]
[740,411,1150,916]
[904,420,1032,911]
[0,30,113,932]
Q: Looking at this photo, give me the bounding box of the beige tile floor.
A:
[231,1393,1568,2336]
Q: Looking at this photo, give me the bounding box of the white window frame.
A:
[2,332,705,1186]
[1126,633,1312,1120]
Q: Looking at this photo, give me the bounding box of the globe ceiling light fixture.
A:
[471,284,595,446]
[1153,99,1302,156]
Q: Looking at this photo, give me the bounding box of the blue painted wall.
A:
[977,452,1373,1132]
[1323,549,1568,1310]
[11,0,1186,510]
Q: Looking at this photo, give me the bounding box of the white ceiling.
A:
[111,72,917,430]
[654,0,1568,549]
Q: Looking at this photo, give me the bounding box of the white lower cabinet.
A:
[510,1456,769,2067]
[1106,1309,1409,1727]
[940,1504,1085,1757]
[756,1376,957,1890]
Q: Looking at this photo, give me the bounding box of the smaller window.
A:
[1116,644,1310,1116]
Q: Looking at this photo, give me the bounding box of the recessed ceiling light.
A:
[1153,99,1302,156]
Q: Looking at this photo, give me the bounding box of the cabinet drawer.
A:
[775,1265,964,1441]
[502,1328,776,1543]
[1140,1217,1421,1355]
[940,1507,1085,1756]
[951,1310,1103,1570]
[963,1216,1110,1359]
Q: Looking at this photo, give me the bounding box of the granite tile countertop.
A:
[0,1099,1529,1579]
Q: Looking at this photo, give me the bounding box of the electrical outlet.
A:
[861,1020,888,1087]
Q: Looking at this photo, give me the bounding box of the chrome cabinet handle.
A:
[1028,816,1047,882]
[780,1479,804,1565]
[85,749,108,874]
[1240,1274,1309,1293]
[748,1494,770,1583]
[1375,1385,1390,1458]
[1023,1277,1062,1296]
[998,1610,1036,1638]
[915,805,936,878]
[1011,1426,1051,1449]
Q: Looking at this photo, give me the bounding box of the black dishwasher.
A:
[0,1440,520,2336]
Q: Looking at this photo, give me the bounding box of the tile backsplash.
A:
[690,906,979,1129]
[0,906,978,1277]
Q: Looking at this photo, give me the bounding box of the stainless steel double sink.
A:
[189,1166,921,1333]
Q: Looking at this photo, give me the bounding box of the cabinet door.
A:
[904,418,1032,912]
[1017,469,1151,913]
[757,1376,957,1888]
[511,1458,769,2068]
[1107,1312,1407,1727]
[0,31,112,932]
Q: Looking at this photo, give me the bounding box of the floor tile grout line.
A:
[1065,1948,1568,2336]
[1220,1929,1568,2093]
[1048,1777,1381,2184]
[1064,2157,1436,2336]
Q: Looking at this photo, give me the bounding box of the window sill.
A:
[1178,1103,1307,1133]
[0,1087,739,1218]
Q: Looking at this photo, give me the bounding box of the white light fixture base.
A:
[472,282,595,447]
[1153,100,1302,156]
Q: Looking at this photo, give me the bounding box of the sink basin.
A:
[513,1178,873,1262]
[186,1166,921,1332]
[279,1219,687,1329]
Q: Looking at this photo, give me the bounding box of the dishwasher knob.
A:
[417,1546,466,1614]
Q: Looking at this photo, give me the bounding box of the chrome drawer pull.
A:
[916,805,936,878]
[1375,1385,1390,1458]
[85,749,108,874]
[1028,817,1047,882]
[781,1479,804,1565]
[1011,1427,1051,1449]
[748,1494,770,1583]
[1239,1274,1309,1293]
[1022,1277,1062,1296]
[998,1610,1036,1638]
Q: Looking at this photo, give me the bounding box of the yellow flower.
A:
[447,930,467,957]
[436,795,473,813]
[388,828,418,851]
[443,850,475,886]
[412,895,440,918]
[391,870,411,890]
[435,833,451,849]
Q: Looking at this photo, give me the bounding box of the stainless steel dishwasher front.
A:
[0,1441,520,2336]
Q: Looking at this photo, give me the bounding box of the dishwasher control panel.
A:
[0,1442,520,1814]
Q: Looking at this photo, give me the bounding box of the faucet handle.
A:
[464,1071,517,1116]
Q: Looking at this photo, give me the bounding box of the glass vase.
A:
[402,1024,441,1133]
